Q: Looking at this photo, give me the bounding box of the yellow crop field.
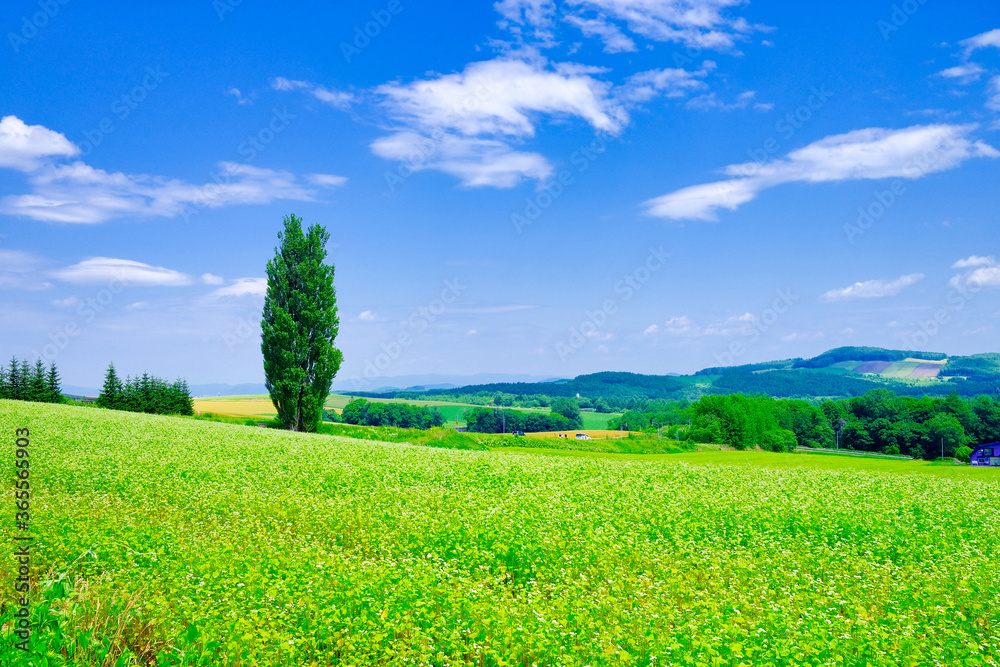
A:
[527,429,639,438]
[192,398,276,418]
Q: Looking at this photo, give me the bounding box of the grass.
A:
[2,400,998,665]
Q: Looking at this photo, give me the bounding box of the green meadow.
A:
[2,400,998,666]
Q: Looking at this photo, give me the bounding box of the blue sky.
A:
[1,0,999,390]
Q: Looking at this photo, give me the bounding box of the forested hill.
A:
[354,348,1000,405]
[416,372,688,401]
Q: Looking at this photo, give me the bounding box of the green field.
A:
[325,394,621,429]
[2,400,999,665]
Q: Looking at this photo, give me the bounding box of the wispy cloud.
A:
[205,277,268,299]
[306,173,349,187]
[51,257,193,286]
[617,63,713,102]
[500,0,767,51]
[953,255,995,269]
[644,124,999,220]
[686,89,769,111]
[563,14,637,52]
[961,28,1000,56]
[0,116,337,224]
[950,255,1000,290]
[936,62,985,82]
[0,249,52,290]
[201,273,225,285]
[820,273,924,302]
[270,77,355,109]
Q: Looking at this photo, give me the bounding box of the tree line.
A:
[96,363,194,416]
[609,389,1000,460]
[341,399,444,429]
[0,357,62,403]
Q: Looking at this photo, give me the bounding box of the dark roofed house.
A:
[970,442,1000,467]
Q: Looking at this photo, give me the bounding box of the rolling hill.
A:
[357,347,1000,403]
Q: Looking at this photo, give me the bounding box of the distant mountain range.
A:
[355,347,1000,402]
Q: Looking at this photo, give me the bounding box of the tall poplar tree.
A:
[261,214,343,431]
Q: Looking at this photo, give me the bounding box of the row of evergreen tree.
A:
[96,363,194,416]
[0,357,63,403]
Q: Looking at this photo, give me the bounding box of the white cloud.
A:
[371,130,553,187]
[961,28,1000,55]
[51,296,82,308]
[272,77,357,109]
[0,115,79,171]
[820,273,924,302]
[645,124,999,220]
[201,273,225,285]
[312,86,355,109]
[564,14,637,52]
[369,56,634,186]
[645,176,760,220]
[781,331,824,342]
[987,76,1000,112]
[496,0,557,39]
[506,0,766,51]
[358,310,377,321]
[306,173,348,187]
[950,255,1000,290]
[953,255,995,269]
[2,158,320,224]
[270,77,310,91]
[617,64,712,102]
[642,324,659,335]
[206,277,268,299]
[377,57,626,138]
[228,87,254,105]
[663,315,700,335]
[703,312,755,335]
[686,89,763,111]
[51,258,193,286]
[0,249,52,290]
[937,63,985,82]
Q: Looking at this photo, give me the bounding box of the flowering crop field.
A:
[1,400,999,666]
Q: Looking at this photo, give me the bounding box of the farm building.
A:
[970,442,1000,467]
